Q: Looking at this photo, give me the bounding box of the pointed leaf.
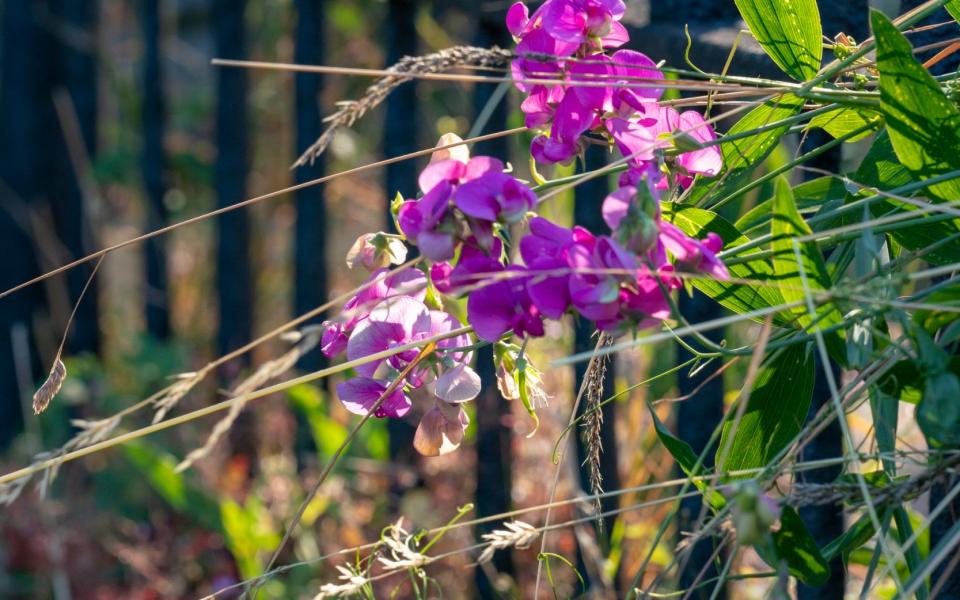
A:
[807,107,882,143]
[872,10,960,202]
[771,177,844,358]
[734,0,822,80]
[773,507,831,585]
[717,344,815,474]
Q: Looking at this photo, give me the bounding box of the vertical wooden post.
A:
[0,1,47,444]
[141,0,172,339]
[676,292,726,600]
[293,0,328,373]
[48,0,101,355]
[213,0,252,370]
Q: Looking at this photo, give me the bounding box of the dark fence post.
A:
[0,1,47,445]
[293,0,328,373]
[48,0,100,355]
[572,144,621,593]
[141,0,171,339]
[383,0,421,490]
[676,292,726,600]
[213,0,254,465]
[471,6,516,597]
[213,0,252,369]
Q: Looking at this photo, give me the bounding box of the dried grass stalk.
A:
[294,45,512,167]
[581,333,613,524]
[33,359,66,415]
[0,415,121,505]
[174,328,322,473]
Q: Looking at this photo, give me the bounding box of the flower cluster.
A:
[320,265,476,455]
[321,0,733,455]
[508,0,722,191]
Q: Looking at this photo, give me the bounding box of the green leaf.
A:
[736,176,847,233]
[773,507,831,585]
[872,10,960,202]
[689,94,805,205]
[849,132,960,266]
[807,107,883,143]
[734,0,822,80]
[947,0,960,23]
[647,403,726,507]
[123,441,222,533]
[717,344,815,474]
[662,203,787,324]
[822,512,876,562]
[771,177,844,358]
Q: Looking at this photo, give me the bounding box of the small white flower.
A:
[313,564,369,599]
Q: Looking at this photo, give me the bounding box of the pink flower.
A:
[651,106,722,187]
[454,172,538,224]
[467,265,545,342]
[658,221,730,280]
[321,268,427,358]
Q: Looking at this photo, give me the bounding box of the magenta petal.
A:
[606,117,656,165]
[347,320,404,377]
[569,56,614,112]
[454,175,503,221]
[602,185,634,231]
[467,281,515,342]
[601,20,630,48]
[525,257,571,319]
[337,377,411,418]
[505,1,529,37]
[320,321,348,357]
[369,296,432,339]
[418,231,457,261]
[464,156,505,180]
[543,0,588,44]
[397,200,423,238]
[418,159,466,193]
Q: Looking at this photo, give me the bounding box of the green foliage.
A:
[771,177,845,360]
[689,94,805,206]
[716,344,815,474]
[807,107,883,143]
[771,507,831,585]
[872,10,960,202]
[663,204,786,323]
[849,132,960,266]
[733,0,822,80]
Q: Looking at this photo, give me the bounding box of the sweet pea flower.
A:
[321,268,427,358]
[337,295,477,417]
[650,106,722,187]
[337,377,412,418]
[454,172,538,224]
[467,265,545,342]
[658,221,730,280]
[610,49,664,113]
[567,232,637,321]
[413,401,470,456]
[605,116,658,168]
[542,0,626,47]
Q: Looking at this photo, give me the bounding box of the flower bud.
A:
[346,232,408,271]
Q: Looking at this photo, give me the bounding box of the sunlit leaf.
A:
[872,10,960,202]
[807,107,882,143]
[717,344,815,474]
[773,507,831,585]
[734,0,822,80]
[663,203,787,324]
[771,177,845,358]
